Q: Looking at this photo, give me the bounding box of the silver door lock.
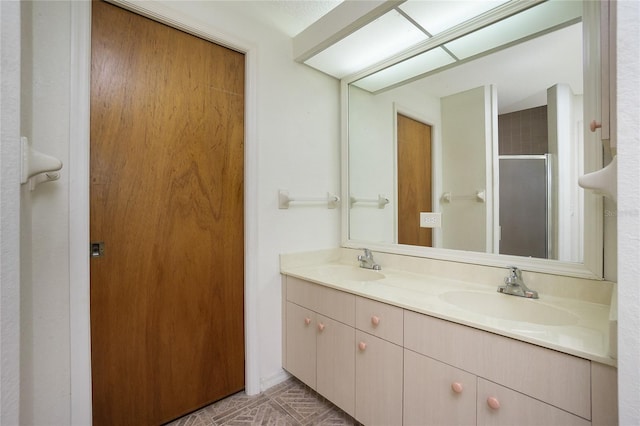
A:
[91,241,105,258]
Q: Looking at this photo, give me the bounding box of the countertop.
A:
[281,261,615,366]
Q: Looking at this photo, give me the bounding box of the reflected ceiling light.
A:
[353,47,456,92]
[398,0,509,36]
[445,0,582,59]
[298,0,582,92]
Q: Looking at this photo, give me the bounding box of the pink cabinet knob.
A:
[371,315,380,326]
[358,341,367,351]
[318,323,325,332]
[451,382,463,394]
[590,119,602,132]
[487,396,500,410]
[304,317,311,325]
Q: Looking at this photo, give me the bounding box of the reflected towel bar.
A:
[350,194,390,209]
[278,190,340,209]
[441,190,486,203]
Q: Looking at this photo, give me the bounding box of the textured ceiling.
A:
[246,0,344,37]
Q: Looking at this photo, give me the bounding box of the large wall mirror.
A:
[343,0,604,278]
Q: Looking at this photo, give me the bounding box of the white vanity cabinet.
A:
[404,310,592,426]
[284,301,317,387]
[284,277,356,416]
[404,349,477,425]
[283,275,617,426]
[354,298,404,426]
[477,379,589,426]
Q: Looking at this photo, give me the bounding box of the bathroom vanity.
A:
[281,249,617,426]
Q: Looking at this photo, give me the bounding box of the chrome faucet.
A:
[358,249,381,271]
[497,266,538,299]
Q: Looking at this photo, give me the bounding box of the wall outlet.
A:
[420,212,441,228]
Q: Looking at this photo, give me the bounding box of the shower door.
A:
[499,155,552,259]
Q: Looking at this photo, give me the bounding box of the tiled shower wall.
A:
[498,105,548,155]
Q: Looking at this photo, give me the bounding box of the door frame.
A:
[69,2,259,424]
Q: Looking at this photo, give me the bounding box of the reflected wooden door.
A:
[397,114,432,247]
[90,2,245,424]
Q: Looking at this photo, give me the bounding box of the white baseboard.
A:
[259,369,292,393]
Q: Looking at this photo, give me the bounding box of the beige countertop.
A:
[281,255,615,367]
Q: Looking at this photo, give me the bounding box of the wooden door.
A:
[397,114,432,246]
[90,2,245,424]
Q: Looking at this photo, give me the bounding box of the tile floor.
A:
[167,377,360,426]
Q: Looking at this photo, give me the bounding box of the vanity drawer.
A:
[404,310,591,419]
[287,276,355,326]
[356,297,403,345]
[477,378,590,426]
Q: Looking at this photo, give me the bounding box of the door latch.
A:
[91,241,105,258]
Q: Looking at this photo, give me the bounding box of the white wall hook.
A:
[578,156,617,202]
[21,136,63,185]
[29,172,61,191]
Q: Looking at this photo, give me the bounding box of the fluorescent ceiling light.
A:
[304,9,428,79]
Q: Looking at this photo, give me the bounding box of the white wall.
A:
[1,2,23,425]
[616,0,640,423]
[20,2,72,424]
[19,1,341,424]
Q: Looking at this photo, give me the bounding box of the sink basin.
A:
[439,291,579,326]
[311,264,385,282]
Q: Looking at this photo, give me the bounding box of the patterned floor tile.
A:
[217,400,298,425]
[169,377,359,426]
[167,410,215,426]
[271,381,336,423]
[305,407,360,426]
[203,393,269,421]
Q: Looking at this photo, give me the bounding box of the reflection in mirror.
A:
[347,1,595,266]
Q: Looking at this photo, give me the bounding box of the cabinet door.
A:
[404,350,476,426]
[317,314,355,417]
[477,378,590,426]
[285,302,316,388]
[355,331,403,426]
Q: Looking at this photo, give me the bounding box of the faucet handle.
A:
[505,266,521,285]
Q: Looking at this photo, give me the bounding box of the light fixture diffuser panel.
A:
[304,10,428,79]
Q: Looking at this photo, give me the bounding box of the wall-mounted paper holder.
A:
[21,136,63,189]
[278,190,340,209]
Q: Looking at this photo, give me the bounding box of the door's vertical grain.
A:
[90,2,244,424]
[397,114,432,247]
